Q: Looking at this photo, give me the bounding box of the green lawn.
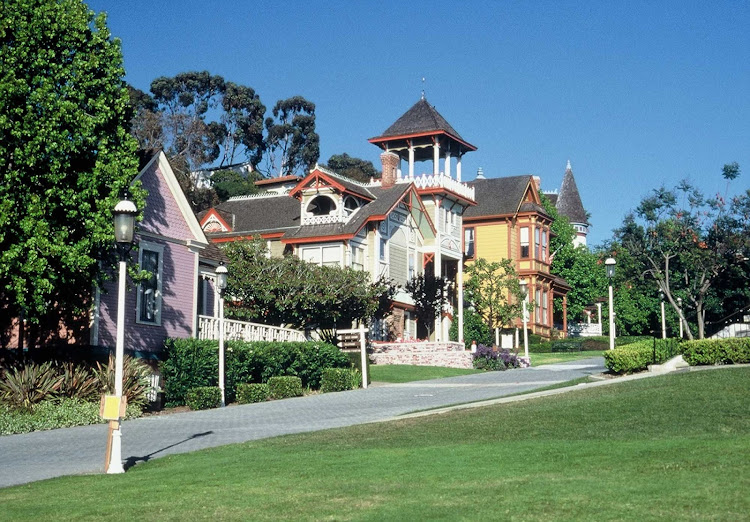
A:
[369,364,481,383]
[2,368,747,521]
[531,350,605,366]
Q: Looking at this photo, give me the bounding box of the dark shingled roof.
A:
[374,98,465,141]
[314,166,375,200]
[200,242,227,264]
[210,195,300,235]
[283,184,411,241]
[557,167,588,225]
[464,175,548,218]
[544,192,558,206]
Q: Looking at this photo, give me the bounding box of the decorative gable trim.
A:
[200,209,232,233]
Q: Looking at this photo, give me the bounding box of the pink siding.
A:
[137,160,194,242]
[98,237,196,353]
[96,155,201,354]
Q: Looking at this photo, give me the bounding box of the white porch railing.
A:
[198,315,306,343]
[395,172,476,202]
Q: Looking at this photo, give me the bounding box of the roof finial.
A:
[566,159,572,171]
[421,77,425,100]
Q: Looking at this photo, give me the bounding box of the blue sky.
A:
[88,0,749,247]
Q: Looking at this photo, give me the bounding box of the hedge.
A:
[603,338,681,374]
[160,338,350,407]
[268,376,303,399]
[186,386,222,410]
[320,368,361,392]
[236,383,269,404]
[682,338,750,366]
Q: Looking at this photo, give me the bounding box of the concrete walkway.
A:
[0,357,606,489]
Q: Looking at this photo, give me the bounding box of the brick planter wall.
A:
[370,341,473,369]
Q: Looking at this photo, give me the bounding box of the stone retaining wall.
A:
[370,341,473,369]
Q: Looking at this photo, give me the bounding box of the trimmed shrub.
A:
[161,338,350,406]
[160,338,219,408]
[320,368,361,393]
[268,376,303,399]
[236,383,269,404]
[682,338,750,366]
[604,343,654,374]
[186,386,222,410]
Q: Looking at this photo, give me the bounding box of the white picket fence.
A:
[198,315,306,343]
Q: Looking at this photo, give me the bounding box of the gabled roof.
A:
[463,175,548,220]
[557,163,588,225]
[204,194,300,237]
[368,98,477,152]
[133,150,208,247]
[289,165,375,201]
[283,183,436,244]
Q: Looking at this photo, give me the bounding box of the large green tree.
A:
[0,0,141,326]
[223,240,391,331]
[614,164,748,339]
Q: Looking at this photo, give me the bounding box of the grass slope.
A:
[2,368,747,521]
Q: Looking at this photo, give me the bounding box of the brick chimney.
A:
[533,176,541,192]
[380,151,399,188]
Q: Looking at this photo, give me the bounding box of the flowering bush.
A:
[472,345,521,371]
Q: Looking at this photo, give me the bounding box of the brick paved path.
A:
[0,358,605,488]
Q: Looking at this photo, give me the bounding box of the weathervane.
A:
[421,77,425,100]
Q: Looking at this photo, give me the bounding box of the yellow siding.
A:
[475,224,508,263]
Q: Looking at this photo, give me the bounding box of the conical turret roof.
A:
[556,161,588,225]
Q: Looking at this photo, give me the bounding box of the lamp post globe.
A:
[108,194,136,474]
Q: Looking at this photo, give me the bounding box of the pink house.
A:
[91,151,215,356]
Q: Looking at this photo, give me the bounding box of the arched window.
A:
[306,195,336,216]
[343,196,359,216]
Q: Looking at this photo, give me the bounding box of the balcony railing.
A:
[395,172,475,202]
[198,315,306,343]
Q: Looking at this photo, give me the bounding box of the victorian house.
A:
[463,174,571,339]
[200,97,478,342]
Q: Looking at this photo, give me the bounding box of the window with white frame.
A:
[542,290,548,325]
[301,245,341,267]
[408,252,416,280]
[520,227,530,258]
[464,227,475,258]
[535,227,541,260]
[136,242,164,325]
[351,245,365,271]
[542,229,548,262]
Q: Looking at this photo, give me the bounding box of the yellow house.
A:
[462,175,570,339]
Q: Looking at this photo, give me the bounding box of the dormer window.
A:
[307,195,336,216]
